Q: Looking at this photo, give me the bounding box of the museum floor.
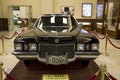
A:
[0,27,120,80]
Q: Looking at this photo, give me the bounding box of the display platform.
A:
[5,60,109,80]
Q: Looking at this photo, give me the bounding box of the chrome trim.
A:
[15,54,98,60]
[13,51,100,63]
[17,55,37,59]
[76,55,98,58]
[12,52,38,59]
[39,43,75,46]
[12,52,38,55]
[75,51,100,54]
[39,36,72,37]
[75,51,100,59]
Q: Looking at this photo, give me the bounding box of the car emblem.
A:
[55,39,59,43]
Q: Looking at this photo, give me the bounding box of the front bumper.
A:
[13,51,100,62]
[75,51,100,59]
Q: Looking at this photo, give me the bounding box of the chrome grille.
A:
[38,43,75,58]
[37,36,75,43]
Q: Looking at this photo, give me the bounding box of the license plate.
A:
[48,55,66,65]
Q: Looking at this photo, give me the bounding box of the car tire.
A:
[24,60,30,67]
[82,60,90,67]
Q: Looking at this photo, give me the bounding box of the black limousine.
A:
[13,14,100,67]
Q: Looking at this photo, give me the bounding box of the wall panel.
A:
[41,0,53,14]
[0,0,3,18]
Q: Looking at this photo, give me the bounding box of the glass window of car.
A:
[34,15,78,33]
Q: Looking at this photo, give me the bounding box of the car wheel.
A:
[82,60,90,67]
[24,60,30,67]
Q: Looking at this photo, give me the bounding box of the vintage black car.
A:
[13,14,100,67]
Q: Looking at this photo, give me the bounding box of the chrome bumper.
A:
[13,51,100,60]
[75,51,100,59]
[12,52,38,60]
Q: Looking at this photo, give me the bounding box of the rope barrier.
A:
[99,64,118,80]
[3,32,17,40]
[90,31,120,51]
[16,29,25,35]
[88,31,94,35]
[88,31,105,40]
[0,62,15,80]
[107,38,120,49]
[106,72,117,80]
[2,68,15,80]
[0,29,25,55]
[88,70,100,80]
[94,32,106,40]
[88,64,118,80]
[0,28,25,40]
[93,32,120,49]
[1,29,25,40]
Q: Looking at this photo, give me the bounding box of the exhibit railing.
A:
[89,31,120,56]
[88,64,117,80]
[93,32,120,49]
[0,61,117,80]
[0,62,15,80]
[0,29,25,56]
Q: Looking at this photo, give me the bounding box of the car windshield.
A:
[34,15,78,33]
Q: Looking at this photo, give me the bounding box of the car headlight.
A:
[28,43,37,51]
[15,43,22,51]
[91,43,99,51]
[77,43,85,51]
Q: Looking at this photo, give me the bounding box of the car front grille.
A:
[37,36,75,43]
[38,43,75,58]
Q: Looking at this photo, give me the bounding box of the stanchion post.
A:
[103,34,109,56]
[100,64,107,80]
[0,35,7,56]
[0,62,3,80]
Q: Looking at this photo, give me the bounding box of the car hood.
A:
[19,28,93,37]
